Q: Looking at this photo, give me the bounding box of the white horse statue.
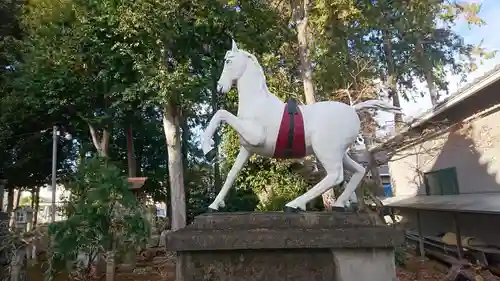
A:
[201,40,401,212]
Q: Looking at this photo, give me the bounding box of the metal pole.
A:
[51,125,58,223]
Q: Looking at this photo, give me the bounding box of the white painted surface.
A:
[332,249,398,281]
[386,193,500,214]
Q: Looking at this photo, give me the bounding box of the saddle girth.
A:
[285,99,297,157]
[273,99,306,159]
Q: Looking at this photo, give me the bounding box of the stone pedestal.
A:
[0,212,9,280]
[166,212,404,281]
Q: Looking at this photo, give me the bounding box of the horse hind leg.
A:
[333,152,365,208]
[285,146,345,211]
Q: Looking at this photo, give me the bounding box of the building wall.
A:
[388,104,500,197]
[387,85,500,244]
[1,185,69,224]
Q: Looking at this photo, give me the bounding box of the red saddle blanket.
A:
[273,100,306,159]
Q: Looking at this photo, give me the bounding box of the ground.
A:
[26,250,446,281]
[120,251,447,281]
[26,252,177,281]
[396,251,447,281]
[115,253,176,281]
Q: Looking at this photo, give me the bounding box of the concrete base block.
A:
[332,249,398,281]
[167,212,404,281]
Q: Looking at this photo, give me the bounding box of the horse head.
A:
[217,40,250,94]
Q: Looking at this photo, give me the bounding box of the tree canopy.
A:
[0,0,494,219]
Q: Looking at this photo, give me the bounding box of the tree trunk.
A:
[425,69,438,106]
[88,121,114,281]
[33,186,40,226]
[357,110,383,196]
[211,77,221,192]
[162,102,186,231]
[382,29,403,132]
[416,40,439,106]
[294,0,335,210]
[366,150,384,196]
[295,0,316,105]
[14,189,21,209]
[180,113,190,175]
[126,125,137,177]
[31,188,35,208]
[88,123,110,157]
[354,28,400,207]
[6,185,14,216]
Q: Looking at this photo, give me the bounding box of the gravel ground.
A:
[27,250,448,281]
[396,250,448,281]
[125,251,448,281]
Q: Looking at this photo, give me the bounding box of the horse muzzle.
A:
[217,83,231,94]
[217,83,224,93]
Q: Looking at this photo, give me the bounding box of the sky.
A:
[377,0,500,129]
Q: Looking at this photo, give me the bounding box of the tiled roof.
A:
[417,64,500,122]
[371,64,500,152]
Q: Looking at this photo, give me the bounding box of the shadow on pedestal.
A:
[166,212,404,281]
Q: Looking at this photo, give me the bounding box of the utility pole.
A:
[51,125,57,223]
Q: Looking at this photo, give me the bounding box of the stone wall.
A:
[0,212,10,280]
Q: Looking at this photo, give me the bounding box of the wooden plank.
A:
[128,177,148,190]
[467,245,500,254]
[417,211,425,257]
[453,213,464,260]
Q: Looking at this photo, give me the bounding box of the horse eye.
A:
[225,59,231,64]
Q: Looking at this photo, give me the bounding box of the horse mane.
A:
[239,50,270,95]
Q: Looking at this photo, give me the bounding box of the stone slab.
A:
[166,212,404,251]
[167,227,403,251]
[0,212,9,266]
[167,212,404,281]
[178,249,335,281]
[187,211,381,230]
[332,249,398,281]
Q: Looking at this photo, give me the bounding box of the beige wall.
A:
[388,105,500,196]
[386,78,500,245]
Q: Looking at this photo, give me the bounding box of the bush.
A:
[46,156,150,279]
[394,244,409,267]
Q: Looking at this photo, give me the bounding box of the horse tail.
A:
[352,99,403,115]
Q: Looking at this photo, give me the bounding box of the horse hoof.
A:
[350,203,359,212]
[207,207,219,213]
[283,206,302,213]
[204,149,217,162]
[331,206,348,212]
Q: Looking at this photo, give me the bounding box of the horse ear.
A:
[231,39,238,51]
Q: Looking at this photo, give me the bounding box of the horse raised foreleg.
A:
[202,109,265,156]
[208,147,251,211]
[333,153,365,208]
